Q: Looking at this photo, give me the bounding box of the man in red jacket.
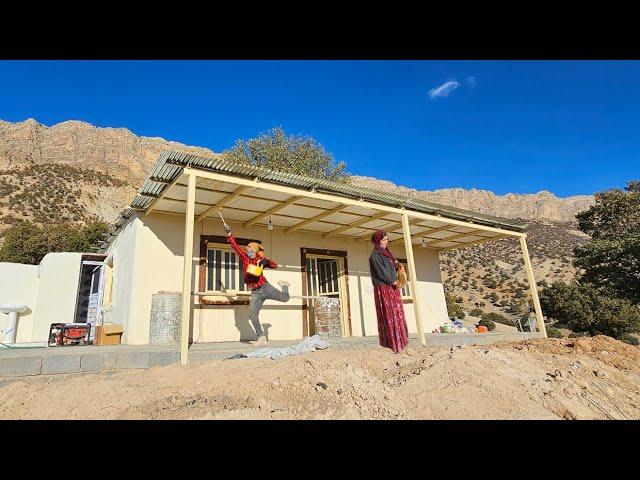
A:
[226,225,289,345]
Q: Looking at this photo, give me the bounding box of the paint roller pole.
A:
[401,212,426,346]
[180,171,196,366]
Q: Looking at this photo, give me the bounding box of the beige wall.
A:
[0,262,39,342]
[110,211,449,344]
[31,253,83,342]
[103,217,140,344]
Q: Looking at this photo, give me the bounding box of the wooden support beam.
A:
[401,213,426,346]
[438,234,510,251]
[422,229,483,246]
[389,223,454,245]
[359,218,423,242]
[323,211,389,238]
[286,204,346,233]
[520,236,547,338]
[184,167,525,238]
[180,172,196,366]
[244,195,304,228]
[144,173,185,217]
[196,185,249,223]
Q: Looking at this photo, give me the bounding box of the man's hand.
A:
[224,224,232,236]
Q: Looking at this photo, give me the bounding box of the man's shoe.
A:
[277,280,290,288]
[253,335,268,346]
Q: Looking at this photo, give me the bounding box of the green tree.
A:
[540,281,640,338]
[221,127,350,183]
[445,292,465,319]
[574,180,640,303]
[0,220,109,265]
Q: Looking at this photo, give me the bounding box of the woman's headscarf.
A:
[371,229,396,263]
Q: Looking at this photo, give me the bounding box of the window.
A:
[397,259,412,300]
[206,244,246,293]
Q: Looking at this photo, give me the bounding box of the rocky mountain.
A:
[352,176,594,223]
[0,118,597,321]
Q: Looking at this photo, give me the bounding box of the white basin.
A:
[0,304,28,314]
[0,304,29,344]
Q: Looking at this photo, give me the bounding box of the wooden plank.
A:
[520,236,547,337]
[244,195,304,228]
[437,234,510,251]
[401,213,426,346]
[422,229,483,246]
[196,185,249,222]
[389,223,455,245]
[286,205,346,233]
[180,173,196,366]
[323,211,389,238]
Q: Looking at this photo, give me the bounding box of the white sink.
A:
[0,304,29,344]
[0,304,28,314]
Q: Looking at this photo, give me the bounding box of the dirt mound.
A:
[1,337,639,420]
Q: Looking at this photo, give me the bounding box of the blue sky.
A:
[0,60,638,196]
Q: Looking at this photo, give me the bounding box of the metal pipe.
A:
[192,292,326,300]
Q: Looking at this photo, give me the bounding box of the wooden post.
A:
[519,235,547,338]
[401,213,426,346]
[180,172,196,366]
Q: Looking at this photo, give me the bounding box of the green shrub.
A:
[445,292,466,320]
[481,312,513,327]
[546,326,563,338]
[619,334,639,346]
[540,281,640,339]
[469,308,484,317]
[477,318,496,331]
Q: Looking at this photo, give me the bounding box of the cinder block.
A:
[103,353,118,370]
[42,355,81,375]
[0,356,42,377]
[117,352,150,369]
[80,354,105,372]
[149,351,179,367]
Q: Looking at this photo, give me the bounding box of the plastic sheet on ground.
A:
[226,335,329,360]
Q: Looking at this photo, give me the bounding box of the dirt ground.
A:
[1,336,639,420]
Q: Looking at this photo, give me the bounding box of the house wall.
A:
[31,253,83,342]
[0,262,39,342]
[111,211,449,344]
[103,217,140,344]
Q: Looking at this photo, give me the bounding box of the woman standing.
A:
[368,229,409,353]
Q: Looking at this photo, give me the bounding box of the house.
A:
[0,151,547,364]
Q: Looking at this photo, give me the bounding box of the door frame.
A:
[300,247,352,337]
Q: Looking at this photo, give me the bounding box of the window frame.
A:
[198,235,262,305]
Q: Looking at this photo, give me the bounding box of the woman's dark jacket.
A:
[369,250,398,287]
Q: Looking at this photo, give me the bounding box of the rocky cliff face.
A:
[0,118,216,186]
[352,176,594,223]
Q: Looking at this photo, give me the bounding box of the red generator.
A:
[48,323,91,346]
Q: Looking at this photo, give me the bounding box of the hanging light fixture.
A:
[267,216,274,231]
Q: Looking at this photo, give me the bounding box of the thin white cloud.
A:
[428,80,460,99]
[465,76,476,88]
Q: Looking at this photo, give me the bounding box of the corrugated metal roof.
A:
[99,150,527,253]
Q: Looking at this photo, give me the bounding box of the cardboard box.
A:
[94,324,124,346]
